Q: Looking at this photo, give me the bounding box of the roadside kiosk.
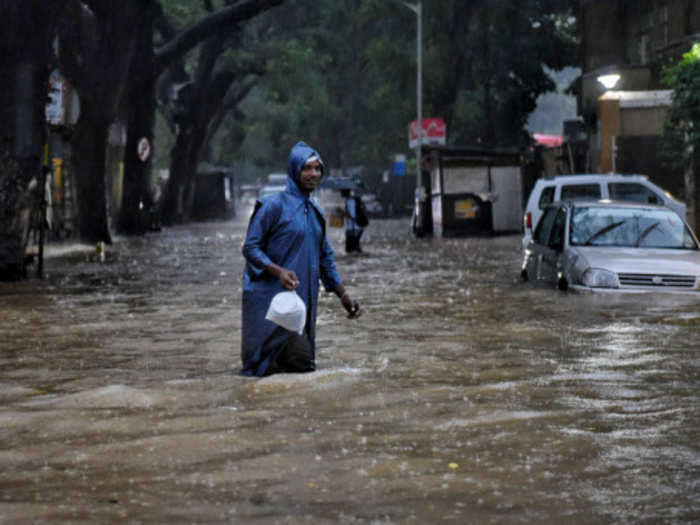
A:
[423,145,523,237]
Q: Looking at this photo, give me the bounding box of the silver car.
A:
[521,174,687,249]
[521,201,700,292]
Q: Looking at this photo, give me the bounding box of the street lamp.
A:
[394,1,423,232]
[597,73,620,90]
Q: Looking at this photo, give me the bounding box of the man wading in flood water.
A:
[240,141,362,377]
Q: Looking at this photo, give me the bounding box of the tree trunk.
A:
[121,6,157,235]
[162,128,196,224]
[0,61,43,280]
[0,148,30,280]
[0,0,68,280]
[154,0,283,225]
[59,0,147,244]
[71,110,112,245]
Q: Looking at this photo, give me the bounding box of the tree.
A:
[58,0,151,245]
[132,0,284,225]
[424,0,578,147]
[120,2,161,235]
[222,0,413,173]
[160,35,263,223]
[662,42,700,230]
[225,0,578,176]
[0,0,70,280]
[55,0,284,240]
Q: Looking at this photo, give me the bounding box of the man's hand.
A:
[267,263,299,290]
[278,268,299,290]
[340,293,362,319]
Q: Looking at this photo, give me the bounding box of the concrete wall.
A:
[620,107,668,136]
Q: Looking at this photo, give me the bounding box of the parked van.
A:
[522,174,686,247]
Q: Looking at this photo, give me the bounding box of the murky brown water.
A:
[1,208,699,523]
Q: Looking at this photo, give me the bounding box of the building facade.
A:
[578,0,699,190]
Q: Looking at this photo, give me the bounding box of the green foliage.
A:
[159,0,220,26]
[196,0,578,179]
[661,43,700,174]
[422,0,577,146]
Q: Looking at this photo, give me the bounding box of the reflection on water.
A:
[1,217,699,523]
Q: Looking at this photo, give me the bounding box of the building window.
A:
[637,10,653,65]
[639,33,650,64]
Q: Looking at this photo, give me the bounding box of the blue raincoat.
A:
[345,197,364,235]
[241,142,342,376]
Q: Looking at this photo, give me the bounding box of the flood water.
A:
[1,209,699,523]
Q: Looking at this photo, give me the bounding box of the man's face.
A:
[299,160,322,194]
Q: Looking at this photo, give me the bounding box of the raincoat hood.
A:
[287,141,325,188]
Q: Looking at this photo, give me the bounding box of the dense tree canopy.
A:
[201,0,578,180]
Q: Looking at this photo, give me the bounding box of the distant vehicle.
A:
[259,184,286,199]
[267,173,287,185]
[360,193,384,217]
[521,200,700,293]
[239,184,260,204]
[522,174,686,248]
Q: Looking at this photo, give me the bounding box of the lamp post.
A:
[596,73,620,90]
[596,71,621,173]
[395,1,423,232]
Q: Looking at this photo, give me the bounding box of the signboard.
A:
[393,154,407,176]
[409,117,446,148]
[46,70,65,126]
[137,137,151,162]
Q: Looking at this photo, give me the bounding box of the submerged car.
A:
[522,174,686,248]
[521,201,700,292]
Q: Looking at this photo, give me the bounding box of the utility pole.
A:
[395,1,423,234]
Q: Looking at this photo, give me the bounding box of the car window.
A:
[538,186,555,209]
[533,207,557,245]
[548,208,567,249]
[608,182,661,205]
[560,184,601,201]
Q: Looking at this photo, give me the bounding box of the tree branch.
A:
[154,0,283,72]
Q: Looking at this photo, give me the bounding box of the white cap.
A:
[303,154,324,171]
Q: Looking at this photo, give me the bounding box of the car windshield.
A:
[570,206,698,249]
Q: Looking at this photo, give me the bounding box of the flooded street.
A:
[1,211,699,524]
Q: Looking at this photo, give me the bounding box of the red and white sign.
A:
[409,118,446,148]
[137,137,151,162]
[533,133,563,148]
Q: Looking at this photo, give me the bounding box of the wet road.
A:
[1,210,699,523]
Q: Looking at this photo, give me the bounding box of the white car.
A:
[521,201,700,293]
[258,184,286,199]
[361,193,384,217]
[522,174,686,248]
